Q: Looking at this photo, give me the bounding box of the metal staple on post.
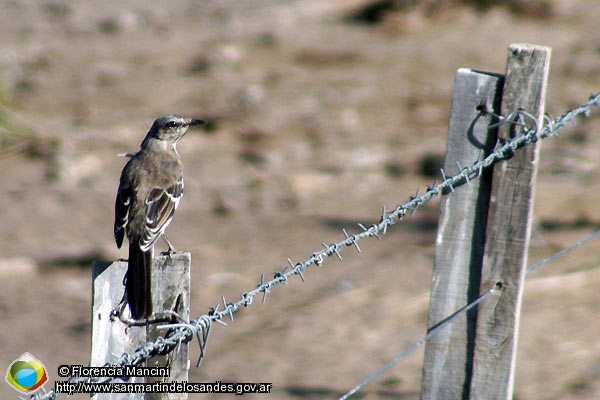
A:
[26,93,600,400]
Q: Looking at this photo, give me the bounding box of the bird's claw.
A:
[160,249,176,257]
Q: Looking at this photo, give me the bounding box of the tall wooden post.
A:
[470,43,551,400]
[91,253,191,400]
[420,68,503,400]
[421,43,550,399]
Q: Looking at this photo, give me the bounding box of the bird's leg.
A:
[160,233,177,255]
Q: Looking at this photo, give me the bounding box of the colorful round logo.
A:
[5,353,48,394]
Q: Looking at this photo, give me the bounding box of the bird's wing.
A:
[114,183,131,248]
[139,177,183,251]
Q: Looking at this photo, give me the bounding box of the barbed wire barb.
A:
[342,228,362,253]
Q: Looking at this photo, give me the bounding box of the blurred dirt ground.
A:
[1,0,599,399]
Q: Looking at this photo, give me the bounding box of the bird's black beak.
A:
[188,119,205,127]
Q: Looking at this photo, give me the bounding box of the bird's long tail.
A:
[127,243,153,320]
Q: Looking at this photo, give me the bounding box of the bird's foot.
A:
[110,297,149,326]
[110,307,152,327]
[160,234,177,256]
[110,300,128,322]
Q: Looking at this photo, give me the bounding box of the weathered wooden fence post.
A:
[470,43,551,400]
[91,253,191,400]
[421,68,503,400]
[421,43,550,399]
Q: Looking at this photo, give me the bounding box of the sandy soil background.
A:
[1,0,599,398]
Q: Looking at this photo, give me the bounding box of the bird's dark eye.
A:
[167,121,178,128]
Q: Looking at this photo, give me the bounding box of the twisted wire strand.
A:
[26,93,600,400]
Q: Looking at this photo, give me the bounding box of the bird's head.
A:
[148,114,205,143]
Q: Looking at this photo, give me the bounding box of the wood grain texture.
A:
[470,43,551,400]
[421,68,503,400]
[91,253,191,400]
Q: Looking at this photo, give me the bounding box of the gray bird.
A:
[114,115,204,320]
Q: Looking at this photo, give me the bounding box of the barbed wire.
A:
[25,92,600,400]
